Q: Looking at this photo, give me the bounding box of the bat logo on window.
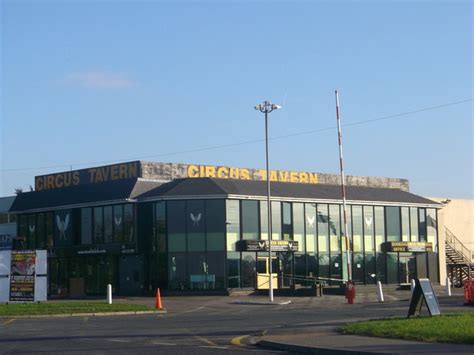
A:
[56,214,70,240]
[190,213,202,226]
[258,241,266,250]
[29,225,36,234]
[365,217,373,228]
[307,215,315,227]
[114,216,122,226]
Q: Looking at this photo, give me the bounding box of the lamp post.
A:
[254,100,281,302]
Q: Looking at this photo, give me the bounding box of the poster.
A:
[10,250,36,302]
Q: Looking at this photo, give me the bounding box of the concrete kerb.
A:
[0,310,167,319]
[232,300,292,305]
[256,340,369,354]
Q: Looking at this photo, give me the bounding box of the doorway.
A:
[256,256,278,289]
[399,253,416,285]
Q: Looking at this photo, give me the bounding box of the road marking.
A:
[150,341,176,346]
[199,345,229,349]
[107,339,130,343]
[231,334,250,347]
[193,334,218,347]
[2,319,15,326]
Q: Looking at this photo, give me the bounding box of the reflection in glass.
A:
[226,200,240,251]
[401,207,410,241]
[271,201,281,240]
[363,206,375,252]
[329,205,340,252]
[317,204,329,252]
[375,207,385,251]
[293,203,304,252]
[386,207,401,242]
[352,206,362,252]
[242,200,259,240]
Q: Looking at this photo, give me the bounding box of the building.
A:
[9,161,441,297]
[0,196,17,251]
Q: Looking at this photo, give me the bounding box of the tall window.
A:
[374,206,385,251]
[271,201,281,240]
[260,201,268,240]
[363,206,375,252]
[226,200,240,251]
[305,204,316,253]
[386,207,401,242]
[426,209,437,251]
[282,202,292,241]
[103,206,113,244]
[187,200,205,251]
[410,207,419,242]
[329,205,340,252]
[113,205,123,243]
[123,204,134,243]
[401,207,410,241]
[93,207,103,244]
[293,203,304,252]
[81,208,92,245]
[317,204,329,253]
[241,200,259,240]
[351,206,363,252]
[418,208,426,242]
[167,201,186,252]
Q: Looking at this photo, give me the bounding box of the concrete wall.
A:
[430,198,474,251]
[140,161,410,190]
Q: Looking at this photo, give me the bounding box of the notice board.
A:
[407,278,441,317]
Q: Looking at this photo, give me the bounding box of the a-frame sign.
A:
[407,278,441,317]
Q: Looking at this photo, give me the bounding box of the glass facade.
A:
[15,197,440,296]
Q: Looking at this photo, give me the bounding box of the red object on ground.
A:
[345,281,356,304]
[463,278,474,304]
[155,288,163,309]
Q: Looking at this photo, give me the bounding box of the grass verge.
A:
[0,302,155,316]
[341,312,474,344]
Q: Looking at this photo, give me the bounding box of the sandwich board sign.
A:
[407,278,441,317]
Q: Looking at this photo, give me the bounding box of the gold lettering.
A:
[258,169,267,180]
[187,165,199,178]
[309,173,318,184]
[290,172,299,183]
[278,171,289,182]
[96,168,104,183]
[72,171,80,185]
[200,165,205,176]
[47,175,55,190]
[111,165,119,180]
[217,167,228,178]
[101,167,110,181]
[35,177,43,191]
[299,172,308,183]
[89,168,97,182]
[63,172,72,187]
[229,168,239,179]
[240,169,250,180]
[269,170,278,182]
[55,174,63,188]
[128,162,137,178]
[205,166,216,178]
[119,165,127,179]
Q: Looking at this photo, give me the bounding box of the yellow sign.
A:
[187,164,318,184]
[35,161,140,191]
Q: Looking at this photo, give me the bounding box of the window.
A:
[260,201,268,240]
[27,214,36,249]
[205,200,225,251]
[386,207,401,242]
[226,200,240,251]
[282,202,292,241]
[271,201,281,240]
[317,204,329,252]
[93,207,103,244]
[187,200,205,252]
[241,200,259,240]
[103,206,113,244]
[113,205,123,243]
[351,206,363,252]
[155,201,166,253]
[329,205,340,252]
[167,201,186,252]
[418,208,426,242]
[123,204,134,243]
[374,207,385,251]
[81,208,92,245]
[363,206,375,252]
[426,209,437,251]
[410,208,419,242]
[305,204,316,253]
[293,203,304,252]
[401,207,410,241]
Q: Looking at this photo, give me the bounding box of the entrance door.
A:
[119,255,144,296]
[399,254,416,285]
[256,256,278,289]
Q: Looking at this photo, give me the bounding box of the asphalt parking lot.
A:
[0,290,471,354]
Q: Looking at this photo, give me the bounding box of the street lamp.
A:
[254,100,281,302]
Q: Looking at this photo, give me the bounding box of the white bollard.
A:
[445,277,451,296]
[411,279,416,293]
[377,281,384,302]
[107,284,112,304]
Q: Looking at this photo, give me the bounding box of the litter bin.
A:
[463,277,474,305]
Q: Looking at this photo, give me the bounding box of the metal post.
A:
[255,100,281,303]
[265,109,274,303]
[335,90,352,285]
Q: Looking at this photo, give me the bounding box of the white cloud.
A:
[64,71,135,89]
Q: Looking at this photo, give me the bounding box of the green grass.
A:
[341,313,474,344]
[0,302,154,316]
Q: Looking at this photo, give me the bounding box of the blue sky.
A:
[1,0,472,198]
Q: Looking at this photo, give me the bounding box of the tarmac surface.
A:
[0,288,472,354]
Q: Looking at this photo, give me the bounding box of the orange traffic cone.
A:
[155,288,163,309]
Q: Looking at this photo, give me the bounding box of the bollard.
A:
[445,277,451,296]
[377,281,384,302]
[107,284,112,305]
[411,279,416,294]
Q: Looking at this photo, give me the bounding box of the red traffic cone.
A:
[155,288,163,309]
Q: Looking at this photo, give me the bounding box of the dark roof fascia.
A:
[9,198,134,214]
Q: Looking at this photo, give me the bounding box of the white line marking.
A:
[151,341,176,346]
[107,339,130,343]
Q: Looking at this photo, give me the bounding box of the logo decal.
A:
[306,215,315,227]
[29,225,36,234]
[190,213,202,226]
[365,217,373,228]
[56,214,70,240]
